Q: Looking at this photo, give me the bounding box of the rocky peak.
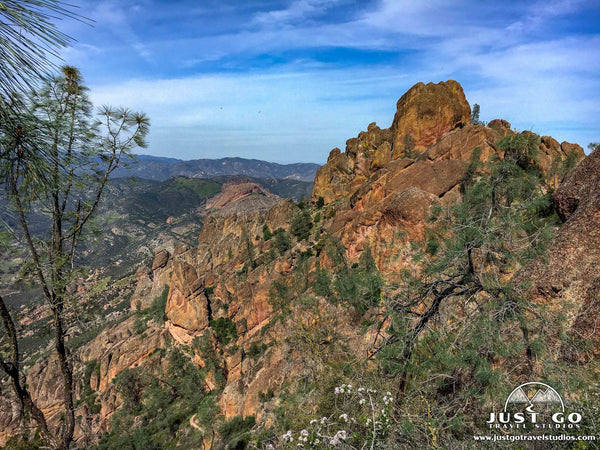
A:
[206,179,279,211]
[312,80,584,206]
[390,80,471,158]
[312,80,470,204]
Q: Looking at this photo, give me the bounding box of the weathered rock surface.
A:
[0,317,168,446]
[515,147,600,359]
[312,80,583,207]
[3,80,592,446]
[390,80,471,157]
[130,249,172,310]
[206,180,279,211]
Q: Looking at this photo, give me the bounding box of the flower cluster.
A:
[279,384,395,449]
[334,383,353,394]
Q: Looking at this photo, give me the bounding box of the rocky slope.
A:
[1,80,593,447]
[514,145,600,362]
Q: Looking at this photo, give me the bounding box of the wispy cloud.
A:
[251,0,339,27]
[90,0,154,63]
[63,0,600,162]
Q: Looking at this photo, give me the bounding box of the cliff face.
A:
[514,146,600,362]
[2,80,592,446]
[140,79,586,424]
[312,80,583,205]
[390,80,472,157]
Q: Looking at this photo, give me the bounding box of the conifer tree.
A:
[379,136,555,419]
[0,67,149,449]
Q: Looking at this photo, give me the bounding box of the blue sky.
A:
[58,0,600,164]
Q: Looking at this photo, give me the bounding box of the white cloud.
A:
[90,0,154,63]
[74,0,600,160]
[251,0,339,27]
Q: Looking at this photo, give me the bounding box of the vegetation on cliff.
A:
[2,76,598,450]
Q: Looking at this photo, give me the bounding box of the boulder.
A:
[390,80,471,158]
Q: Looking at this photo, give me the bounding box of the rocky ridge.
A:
[1,80,593,447]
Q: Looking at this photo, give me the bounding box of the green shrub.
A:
[259,389,274,403]
[247,341,268,360]
[133,316,148,335]
[218,416,255,449]
[210,317,237,346]
[291,209,312,241]
[262,224,273,241]
[137,286,169,324]
[273,228,290,254]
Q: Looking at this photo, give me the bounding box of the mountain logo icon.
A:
[504,382,564,412]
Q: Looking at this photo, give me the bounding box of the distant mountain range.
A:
[112,155,320,182]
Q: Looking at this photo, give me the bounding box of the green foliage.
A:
[210,317,237,346]
[313,266,333,298]
[218,416,255,449]
[471,103,481,125]
[97,348,212,449]
[459,146,482,193]
[496,131,540,171]
[241,227,256,270]
[262,223,273,241]
[273,228,291,254]
[2,433,44,450]
[193,334,226,388]
[247,341,268,360]
[378,144,561,439]
[316,196,325,209]
[259,389,274,403]
[1,66,149,449]
[133,316,148,335]
[268,279,292,316]
[79,359,101,414]
[290,208,313,241]
[0,1,81,102]
[137,286,169,324]
[298,248,314,263]
[322,245,382,314]
[548,150,580,187]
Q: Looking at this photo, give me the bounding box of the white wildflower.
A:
[336,430,348,440]
[283,430,293,443]
[359,398,366,405]
[339,413,348,422]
